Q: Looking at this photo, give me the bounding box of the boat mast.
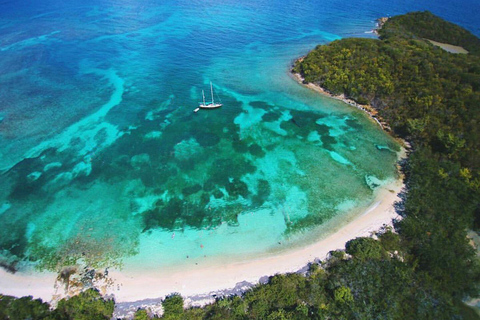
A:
[202,90,206,106]
[210,82,215,105]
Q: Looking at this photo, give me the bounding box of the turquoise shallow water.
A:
[0,0,478,272]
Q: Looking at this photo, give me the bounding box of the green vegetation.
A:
[0,289,114,320]
[293,9,480,318]
[379,11,480,55]
[54,288,114,320]
[0,295,50,320]
[294,12,480,169]
[2,11,480,319]
[161,293,185,319]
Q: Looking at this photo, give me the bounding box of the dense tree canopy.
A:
[294,13,480,175]
[378,11,480,55]
[292,10,480,319]
[0,289,114,320]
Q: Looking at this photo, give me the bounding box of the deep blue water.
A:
[0,0,479,272]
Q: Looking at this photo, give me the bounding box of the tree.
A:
[345,237,386,261]
[134,308,152,320]
[333,286,353,304]
[0,295,51,320]
[161,293,184,319]
[54,289,114,320]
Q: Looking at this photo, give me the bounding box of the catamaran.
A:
[199,82,222,109]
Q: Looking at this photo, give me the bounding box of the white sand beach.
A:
[0,269,58,300]
[109,178,403,303]
[0,68,406,305]
[0,176,403,304]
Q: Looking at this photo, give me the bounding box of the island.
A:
[1,11,480,320]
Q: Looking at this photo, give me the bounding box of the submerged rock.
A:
[365,175,383,190]
[27,171,42,182]
[130,153,151,169]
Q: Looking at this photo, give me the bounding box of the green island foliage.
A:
[378,11,480,55]
[0,289,114,320]
[2,11,480,320]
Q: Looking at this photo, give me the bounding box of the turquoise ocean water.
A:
[0,0,479,273]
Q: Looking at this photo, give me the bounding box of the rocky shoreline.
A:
[374,17,389,35]
[290,67,391,132]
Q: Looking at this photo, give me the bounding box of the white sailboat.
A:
[199,82,222,109]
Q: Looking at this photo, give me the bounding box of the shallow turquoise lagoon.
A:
[0,0,477,272]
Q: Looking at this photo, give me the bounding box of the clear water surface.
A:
[0,0,478,272]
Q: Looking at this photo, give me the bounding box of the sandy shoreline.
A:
[0,71,406,309]
[0,176,403,306]
[110,179,403,303]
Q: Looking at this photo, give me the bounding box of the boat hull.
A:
[199,103,222,109]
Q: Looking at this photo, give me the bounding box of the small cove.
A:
[0,0,479,299]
